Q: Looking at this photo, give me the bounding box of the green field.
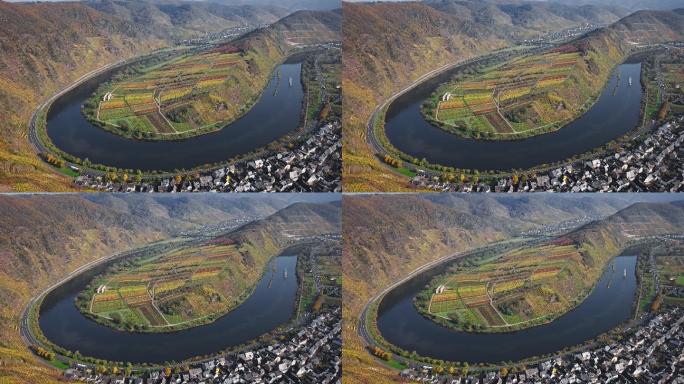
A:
[415,235,618,332]
[423,42,621,140]
[84,45,277,140]
[76,237,270,332]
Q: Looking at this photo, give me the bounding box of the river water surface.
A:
[39,255,298,364]
[377,255,637,363]
[46,62,304,172]
[385,63,643,171]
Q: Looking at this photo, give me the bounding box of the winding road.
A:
[19,238,190,369]
[27,58,133,177]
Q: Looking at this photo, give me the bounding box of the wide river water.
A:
[385,63,643,171]
[46,61,304,172]
[39,255,298,364]
[377,255,637,363]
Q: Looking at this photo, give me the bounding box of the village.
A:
[74,121,341,193]
[411,116,684,193]
[518,24,604,46]
[398,306,683,384]
[61,309,341,384]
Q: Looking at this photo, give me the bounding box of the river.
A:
[39,255,299,364]
[384,62,643,171]
[46,61,304,172]
[376,255,637,363]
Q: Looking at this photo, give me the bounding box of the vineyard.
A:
[429,45,608,139]
[88,47,276,140]
[80,238,268,331]
[420,240,605,331]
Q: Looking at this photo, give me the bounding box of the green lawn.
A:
[396,168,417,178]
[676,275,684,286]
[385,358,407,370]
[49,359,69,370]
[57,166,80,177]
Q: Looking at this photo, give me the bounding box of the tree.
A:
[164,367,172,377]
[461,363,469,376]
[657,101,670,121]
[500,367,509,377]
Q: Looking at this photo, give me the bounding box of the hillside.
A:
[73,200,340,333]
[81,194,291,227]
[0,194,332,383]
[83,1,289,38]
[0,195,173,383]
[213,0,340,12]
[80,9,340,141]
[341,194,670,383]
[551,0,684,11]
[0,0,304,191]
[342,1,682,191]
[413,199,684,336]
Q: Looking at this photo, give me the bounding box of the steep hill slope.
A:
[83,0,289,38]
[0,194,337,383]
[0,195,173,383]
[341,194,673,383]
[552,0,684,11]
[342,1,682,191]
[213,0,340,12]
[74,200,341,332]
[414,199,684,334]
[82,194,291,227]
[0,0,297,191]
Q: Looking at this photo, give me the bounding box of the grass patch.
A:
[396,167,417,178]
[385,358,407,370]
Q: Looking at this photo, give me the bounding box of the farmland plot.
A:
[79,233,277,332]
[420,236,613,331]
[86,47,278,140]
[427,45,606,139]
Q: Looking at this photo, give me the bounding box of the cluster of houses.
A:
[74,122,341,193]
[400,307,683,383]
[518,24,601,45]
[413,117,684,192]
[175,25,264,46]
[63,309,341,384]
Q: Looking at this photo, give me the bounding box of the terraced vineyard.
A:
[416,236,618,332]
[76,237,271,332]
[424,42,621,140]
[86,45,277,140]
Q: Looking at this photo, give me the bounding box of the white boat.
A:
[624,268,627,277]
[289,77,293,87]
[628,77,632,86]
[284,268,288,278]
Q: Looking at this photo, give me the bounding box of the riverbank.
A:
[32,48,332,177]
[81,48,283,142]
[360,239,649,367]
[419,42,622,141]
[413,245,627,334]
[368,47,674,186]
[24,239,326,368]
[72,243,290,334]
